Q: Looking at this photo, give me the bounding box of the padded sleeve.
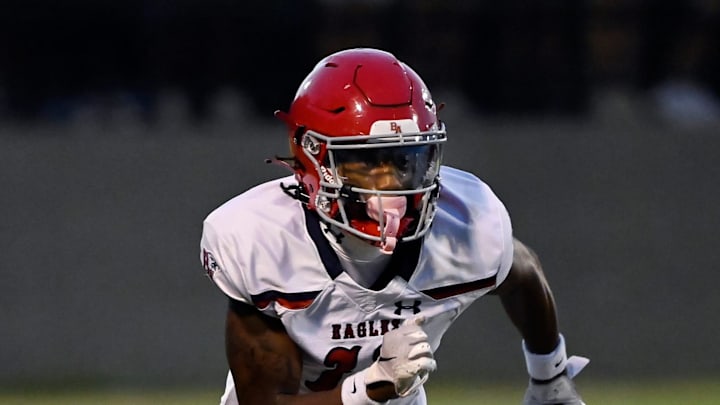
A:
[493,201,514,287]
[200,219,253,305]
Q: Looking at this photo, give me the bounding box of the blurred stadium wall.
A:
[1,110,718,387]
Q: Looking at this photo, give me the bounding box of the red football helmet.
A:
[275,48,446,252]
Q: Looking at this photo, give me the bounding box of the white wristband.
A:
[523,334,567,381]
[341,368,387,405]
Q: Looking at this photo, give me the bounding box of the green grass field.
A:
[1,379,719,404]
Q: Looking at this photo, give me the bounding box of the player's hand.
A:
[365,316,437,399]
[523,356,589,405]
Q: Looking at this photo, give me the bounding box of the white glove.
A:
[365,316,437,397]
[523,356,589,405]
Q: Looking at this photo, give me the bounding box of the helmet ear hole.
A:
[293,126,305,146]
[291,126,306,169]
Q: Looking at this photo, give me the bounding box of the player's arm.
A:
[490,238,559,353]
[225,298,342,405]
[491,238,588,404]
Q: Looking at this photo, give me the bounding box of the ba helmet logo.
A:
[369,119,419,135]
[202,248,220,278]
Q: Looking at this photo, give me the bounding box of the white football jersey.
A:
[201,166,514,405]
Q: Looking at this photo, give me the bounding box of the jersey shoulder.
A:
[200,176,331,311]
[437,165,507,222]
[411,166,514,294]
[204,176,299,234]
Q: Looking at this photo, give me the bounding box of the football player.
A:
[200,48,588,405]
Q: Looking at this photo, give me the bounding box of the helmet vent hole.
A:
[325,62,339,68]
[329,106,345,114]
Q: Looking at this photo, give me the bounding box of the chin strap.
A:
[365,196,407,254]
[279,182,309,204]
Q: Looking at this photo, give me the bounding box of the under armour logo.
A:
[394,300,421,315]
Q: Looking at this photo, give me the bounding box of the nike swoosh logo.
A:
[378,356,397,362]
[351,379,357,393]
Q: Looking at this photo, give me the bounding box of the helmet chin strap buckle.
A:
[365,196,407,254]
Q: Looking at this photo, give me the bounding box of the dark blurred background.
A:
[2,0,719,123]
[1,0,719,395]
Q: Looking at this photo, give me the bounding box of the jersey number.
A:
[305,346,360,391]
[305,345,382,391]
